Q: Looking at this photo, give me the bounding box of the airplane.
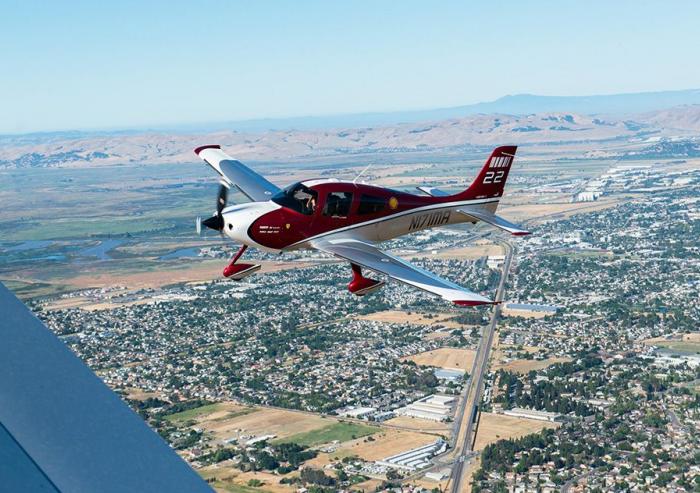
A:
[194,144,529,306]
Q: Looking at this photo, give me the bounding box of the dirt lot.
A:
[197,406,334,443]
[333,429,439,461]
[200,465,296,493]
[383,415,451,434]
[66,259,317,290]
[402,347,476,371]
[411,243,503,260]
[356,310,463,329]
[472,412,559,451]
[493,356,571,374]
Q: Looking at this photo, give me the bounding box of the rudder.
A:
[455,146,518,201]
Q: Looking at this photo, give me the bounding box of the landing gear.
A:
[223,244,261,280]
[347,263,384,296]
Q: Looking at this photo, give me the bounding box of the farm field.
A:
[644,333,700,354]
[196,406,334,442]
[383,415,451,434]
[165,402,255,425]
[274,421,378,447]
[356,310,462,328]
[493,356,572,374]
[333,428,439,461]
[401,347,476,371]
[472,413,559,451]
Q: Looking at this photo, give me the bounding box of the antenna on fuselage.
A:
[352,164,372,186]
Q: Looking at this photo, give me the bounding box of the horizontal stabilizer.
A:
[416,186,450,197]
[457,209,530,236]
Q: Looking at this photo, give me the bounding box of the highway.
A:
[449,241,513,493]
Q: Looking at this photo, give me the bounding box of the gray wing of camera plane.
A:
[0,282,212,493]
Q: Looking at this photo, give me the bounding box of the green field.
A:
[165,403,257,424]
[211,481,269,493]
[275,421,378,447]
[654,340,700,354]
[164,403,225,423]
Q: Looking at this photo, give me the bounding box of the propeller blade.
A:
[217,184,228,215]
[196,216,202,236]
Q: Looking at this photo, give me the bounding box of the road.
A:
[449,241,513,493]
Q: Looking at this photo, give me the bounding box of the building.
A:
[503,303,559,317]
[397,394,455,422]
[338,406,376,419]
[425,469,451,481]
[502,407,562,423]
[376,439,447,471]
[486,255,506,269]
[434,368,464,383]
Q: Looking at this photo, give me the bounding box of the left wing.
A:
[312,238,494,306]
[195,145,281,201]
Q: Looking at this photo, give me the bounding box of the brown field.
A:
[501,307,550,319]
[66,259,317,290]
[200,465,295,493]
[124,387,162,401]
[493,357,571,374]
[411,243,503,260]
[353,478,385,492]
[333,429,439,461]
[402,347,476,371]
[198,406,333,442]
[356,309,463,329]
[644,332,700,344]
[472,413,559,451]
[383,415,451,434]
[499,196,623,224]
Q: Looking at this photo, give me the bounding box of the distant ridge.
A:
[175,88,700,133]
[3,89,700,138]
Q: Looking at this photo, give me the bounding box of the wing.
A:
[312,238,494,305]
[194,145,281,201]
[456,208,530,236]
[0,282,212,493]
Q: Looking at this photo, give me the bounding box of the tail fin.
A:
[454,146,517,201]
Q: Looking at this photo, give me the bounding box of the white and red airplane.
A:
[194,145,529,306]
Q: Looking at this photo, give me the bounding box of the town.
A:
[24,159,700,492]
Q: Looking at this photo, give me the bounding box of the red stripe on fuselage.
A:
[248,182,496,250]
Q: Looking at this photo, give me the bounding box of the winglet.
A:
[194,144,221,155]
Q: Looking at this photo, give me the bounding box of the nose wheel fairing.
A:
[347,263,384,296]
[223,244,261,280]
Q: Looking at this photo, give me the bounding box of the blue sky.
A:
[1,0,699,133]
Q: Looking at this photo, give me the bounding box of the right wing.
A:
[312,237,494,306]
[416,186,450,197]
[195,145,281,202]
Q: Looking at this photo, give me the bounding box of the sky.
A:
[1,0,699,133]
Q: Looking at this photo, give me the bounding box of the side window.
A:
[357,194,386,215]
[323,192,353,217]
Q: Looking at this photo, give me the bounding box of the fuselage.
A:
[221,179,499,252]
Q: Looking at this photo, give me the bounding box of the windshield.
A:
[271,182,318,215]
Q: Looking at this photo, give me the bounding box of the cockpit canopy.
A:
[271,182,318,215]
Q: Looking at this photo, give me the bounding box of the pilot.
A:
[306,195,317,213]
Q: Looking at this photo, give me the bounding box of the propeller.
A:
[197,182,229,235]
